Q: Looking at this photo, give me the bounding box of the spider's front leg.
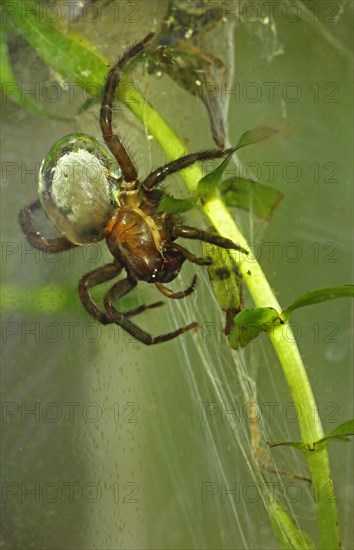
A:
[104,276,198,345]
[141,148,234,192]
[172,225,249,255]
[166,242,213,266]
[19,200,77,253]
[100,32,154,182]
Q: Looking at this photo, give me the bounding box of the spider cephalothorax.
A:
[19,33,248,345]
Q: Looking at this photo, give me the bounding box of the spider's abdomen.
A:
[106,207,185,283]
[38,134,120,244]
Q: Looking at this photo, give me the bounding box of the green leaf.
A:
[7,0,155,104]
[5,0,168,151]
[269,500,317,550]
[283,285,354,319]
[158,193,197,214]
[228,307,282,349]
[221,177,283,221]
[197,127,278,199]
[228,283,353,349]
[314,419,354,451]
[198,152,234,195]
[234,127,278,151]
[269,419,354,453]
[0,23,69,120]
[6,0,108,96]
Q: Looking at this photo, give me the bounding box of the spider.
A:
[19,33,248,345]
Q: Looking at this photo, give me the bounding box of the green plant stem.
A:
[124,87,340,549]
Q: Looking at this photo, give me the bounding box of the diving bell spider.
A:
[19,33,247,345]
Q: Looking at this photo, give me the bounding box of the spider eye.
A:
[38,133,120,244]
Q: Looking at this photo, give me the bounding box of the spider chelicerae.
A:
[19,33,248,345]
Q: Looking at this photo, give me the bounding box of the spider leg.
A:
[142,148,233,191]
[78,262,122,324]
[105,277,165,317]
[155,274,198,299]
[166,242,212,266]
[100,32,154,182]
[124,301,165,318]
[173,225,249,255]
[104,277,198,345]
[18,200,77,252]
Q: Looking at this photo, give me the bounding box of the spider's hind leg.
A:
[104,276,165,318]
[79,262,123,324]
[104,276,198,345]
[78,263,163,328]
[19,200,77,253]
